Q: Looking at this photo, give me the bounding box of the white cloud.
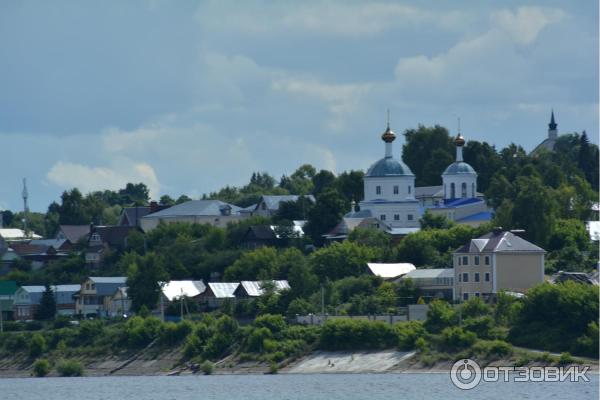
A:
[46,160,160,199]
[492,6,565,45]
[194,2,467,36]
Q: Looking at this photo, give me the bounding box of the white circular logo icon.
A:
[450,359,482,390]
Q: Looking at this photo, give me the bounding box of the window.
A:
[261,203,266,210]
[474,256,480,266]
[376,186,381,195]
[380,214,386,221]
[474,292,481,298]
[484,256,490,265]
[444,184,447,198]
[472,182,475,197]
[474,272,480,282]
[462,256,468,265]
[394,214,400,221]
[393,185,399,194]
[463,292,469,301]
[450,183,456,199]
[408,185,411,194]
[458,274,462,282]
[407,214,413,221]
[462,273,469,282]
[485,272,490,282]
[461,182,467,198]
[90,233,101,242]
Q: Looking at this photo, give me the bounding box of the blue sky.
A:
[1,0,597,211]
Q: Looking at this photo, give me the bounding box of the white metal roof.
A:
[367,263,416,279]
[161,280,206,301]
[0,229,42,240]
[207,282,239,298]
[239,280,290,297]
[586,221,600,241]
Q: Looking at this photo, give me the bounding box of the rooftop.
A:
[455,231,545,254]
[142,200,243,218]
[366,157,414,178]
[442,161,476,175]
[367,263,416,279]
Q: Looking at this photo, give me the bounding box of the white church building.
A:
[337,122,492,239]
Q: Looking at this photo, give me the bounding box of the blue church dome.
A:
[442,161,476,175]
[366,157,414,177]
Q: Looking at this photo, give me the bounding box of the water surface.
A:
[1,373,597,400]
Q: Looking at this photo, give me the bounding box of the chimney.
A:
[150,201,159,213]
[492,226,503,235]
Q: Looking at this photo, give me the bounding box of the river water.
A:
[0,373,597,400]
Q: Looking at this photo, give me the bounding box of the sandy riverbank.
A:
[0,348,597,378]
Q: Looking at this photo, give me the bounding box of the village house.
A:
[74,276,127,317]
[198,282,239,308]
[13,285,79,320]
[0,280,17,321]
[55,224,90,244]
[84,225,140,267]
[118,201,171,228]
[106,287,132,317]
[400,269,454,301]
[252,195,315,217]
[453,229,545,301]
[140,200,248,232]
[233,280,290,300]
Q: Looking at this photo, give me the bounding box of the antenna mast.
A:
[22,178,29,236]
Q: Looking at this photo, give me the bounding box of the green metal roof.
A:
[0,280,17,296]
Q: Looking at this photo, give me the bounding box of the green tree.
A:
[310,241,378,281]
[512,176,556,247]
[312,170,336,196]
[126,253,169,312]
[159,195,175,205]
[419,211,454,230]
[304,188,348,245]
[119,183,150,205]
[35,284,57,320]
[402,125,454,186]
[223,247,280,281]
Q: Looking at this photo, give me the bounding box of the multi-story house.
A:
[453,229,545,301]
[74,276,127,317]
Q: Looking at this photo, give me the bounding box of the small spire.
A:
[386,109,390,129]
[457,116,461,134]
[549,109,557,130]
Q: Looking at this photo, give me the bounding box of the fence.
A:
[295,305,429,325]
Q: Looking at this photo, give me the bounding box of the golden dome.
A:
[381,125,396,143]
[454,133,465,147]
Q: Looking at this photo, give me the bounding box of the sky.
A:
[0,0,598,212]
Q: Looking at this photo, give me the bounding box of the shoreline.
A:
[0,349,597,379]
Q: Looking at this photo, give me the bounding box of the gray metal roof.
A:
[455,231,545,254]
[29,239,68,249]
[161,280,206,301]
[89,277,127,284]
[238,280,290,297]
[366,157,414,177]
[207,282,239,298]
[442,161,476,175]
[414,186,443,198]
[17,285,80,305]
[142,200,243,218]
[404,268,454,279]
[88,277,127,296]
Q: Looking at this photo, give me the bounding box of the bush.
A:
[439,327,476,350]
[29,334,47,358]
[463,316,495,339]
[124,316,163,347]
[32,358,51,377]
[56,359,84,377]
[558,352,574,365]
[253,314,286,334]
[160,320,193,346]
[472,340,513,358]
[200,360,214,375]
[395,321,426,350]
[424,300,457,333]
[414,337,429,353]
[320,319,397,350]
[1,333,28,352]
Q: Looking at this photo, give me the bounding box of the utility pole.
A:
[180,288,184,321]
[22,178,29,236]
[0,299,3,334]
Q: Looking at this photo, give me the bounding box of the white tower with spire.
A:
[22,178,29,235]
[442,132,477,200]
[358,121,420,228]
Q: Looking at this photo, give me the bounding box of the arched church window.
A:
[376,186,381,195]
[472,183,475,197]
[450,183,455,199]
[408,185,411,194]
[444,184,447,198]
[461,182,467,198]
